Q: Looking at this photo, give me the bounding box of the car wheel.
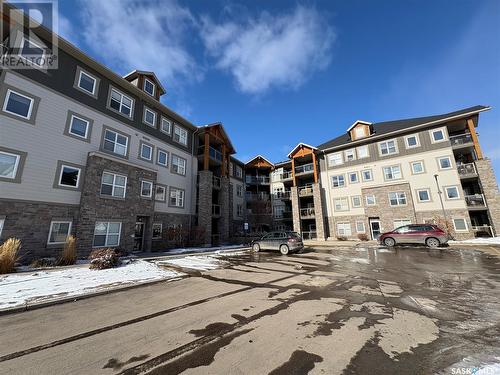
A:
[383,237,396,247]
[252,243,260,252]
[425,237,440,248]
[279,244,289,255]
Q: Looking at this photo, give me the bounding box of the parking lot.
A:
[1,245,499,374]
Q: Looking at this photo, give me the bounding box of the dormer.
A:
[123,70,166,101]
[347,120,372,141]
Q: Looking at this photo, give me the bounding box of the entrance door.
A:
[369,219,381,240]
[134,222,145,252]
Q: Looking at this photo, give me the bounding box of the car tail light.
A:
[288,238,297,243]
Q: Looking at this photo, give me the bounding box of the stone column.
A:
[291,186,301,233]
[219,176,230,242]
[198,170,213,246]
[312,183,326,240]
[475,159,500,235]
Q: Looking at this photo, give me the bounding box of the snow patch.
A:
[156,255,229,271]
[450,237,500,245]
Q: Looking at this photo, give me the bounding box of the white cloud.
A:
[79,0,201,85]
[200,6,335,94]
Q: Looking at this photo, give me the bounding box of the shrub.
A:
[58,235,77,266]
[89,248,120,270]
[30,258,56,268]
[336,236,348,241]
[0,238,21,274]
[357,233,369,241]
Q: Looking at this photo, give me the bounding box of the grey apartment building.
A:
[1,4,499,261]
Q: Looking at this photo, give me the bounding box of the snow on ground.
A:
[0,260,183,309]
[162,245,247,255]
[155,255,229,271]
[449,237,500,245]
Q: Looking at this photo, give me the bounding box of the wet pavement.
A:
[1,245,499,374]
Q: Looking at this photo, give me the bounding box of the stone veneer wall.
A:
[219,177,230,242]
[291,186,301,233]
[0,199,79,261]
[327,215,368,240]
[151,212,194,251]
[197,170,213,245]
[312,183,326,240]
[475,158,500,235]
[76,154,157,258]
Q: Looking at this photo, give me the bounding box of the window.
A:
[0,218,4,238]
[101,172,127,198]
[171,155,186,175]
[354,127,365,139]
[157,149,168,166]
[237,204,243,217]
[331,174,345,188]
[141,180,153,198]
[417,189,431,202]
[236,185,243,197]
[348,171,359,184]
[169,188,185,207]
[143,107,156,127]
[173,125,188,145]
[69,115,90,139]
[327,152,343,167]
[103,129,128,156]
[236,165,243,178]
[379,139,398,156]
[161,117,171,134]
[140,143,153,161]
[109,88,133,117]
[144,78,155,96]
[438,156,452,170]
[229,162,234,176]
[155,185,166,201]
[357,145,369,159]
[361,169,373,181]
[453,218,468,232]
[388,192,407,206]
[58,164,81,188]
[47,221,72,244]
[344,149,356,162]
[152,223,162,239]
[93,222,121,247]
[3,89,34,119]
[445,186,460,200]
[77,70,97,95]
[351,196,362,208]
[430,127,447,143]
[411,161,425,174]
[19,37,45,65]
[337,223,351,236]
[383,165,402,180]
[333,197,349,211]
[405,134,420,149]
[0,151,20,179]
[365,195,376,206]
[393,219,412,229]
[356,221,365,233]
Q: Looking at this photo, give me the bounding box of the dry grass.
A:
[58,235,77,266]
[0,238,21,274]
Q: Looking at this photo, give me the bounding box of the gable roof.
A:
[287,143,318,158]
[123,70,167,95]
[245,155,274,167]
[317,105,491,151]
[346,120,372,132]
[199,122,236,154]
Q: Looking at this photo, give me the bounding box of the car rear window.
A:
[289,232,301,238]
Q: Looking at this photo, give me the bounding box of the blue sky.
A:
[58,0,500,173]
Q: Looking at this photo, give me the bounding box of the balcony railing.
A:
[299,185,314,197]
[302,231,317,240]
[199,146,223,162]
[245,176,270,185]
[472,225,494,237]
[212,204,221,217]
[272,191,291,200]
[246,192,270,201]
[212,176,221,189]
[450,133,473,147]
[300,207,315,218]
[465,194,486,207]
[274,210,292,220]
[295,163,314,175]
[457,163,477,178]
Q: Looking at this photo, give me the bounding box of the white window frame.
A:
[411,161,425,174]
[333,197,349,212]
[140,143,153,161]
[68,114,90,139]
[160,117,171,135]
[445,186,460,200]
[348,171,359,184]
[3,89,34,119]
[430,127,448,144]
[143,107,157,127]
[144,78,156,96]
[157,149,168,167]
[155,185,166,201]
[356,221,366,233]
[0,218,4,238]
[173,125,188,146]
[331,174,345,188]
[152,223,163,239]
[361,169,373,182]
[327,152,343,167]
[365,195,376,206]
[388,191,407,206]
[140,180,153,198]
[47,220,72,244]
[58,164,81,189]
[237,204,243,217]
[344,149,356,162]
[77,70,97,95]
[19,37,45,67]
[236,185,243,197]
[101,172,127,198]
[236,165,243,178]
[103,129,128,156]
[337,222,352,236]
[109,88,133,117]
[404,133,420,149]
[383,165,402,181]
[438,156,453,170]
[171,154,186,176]
[93,221,122,247]
[378,139,398,156]
[453,218,469,232]
[416,188,431,202]
[354,126,365,139]
[170,188,185,208]
[351,195,362,208]
[357,145,369,159]
[0,151,20,179]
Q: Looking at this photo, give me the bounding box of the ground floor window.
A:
[356,221,365,233]
[93,221,121,247]
[337,222,352,236]
[393,219,411,229]
[152,223,163,239]
[453,218,468,232]
[47,221,72,244]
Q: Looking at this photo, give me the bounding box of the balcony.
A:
[245,176,270,185]
[246,192,270,201]
[302,231,317,240]
[273,171,293,182]
[298,185,314,197]
[295,163,314,176]
[272,191,291,200]
[274,210,292,220]
[450,133,474,148]
[212,175,221,189]
[199,146,223,162]
[212,204,221,217]
[465,194,486,208]
[300,207,315,218]
[472,225,494,237]
[457,163,477,178]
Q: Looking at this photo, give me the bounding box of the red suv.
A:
[379,224,449,248]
